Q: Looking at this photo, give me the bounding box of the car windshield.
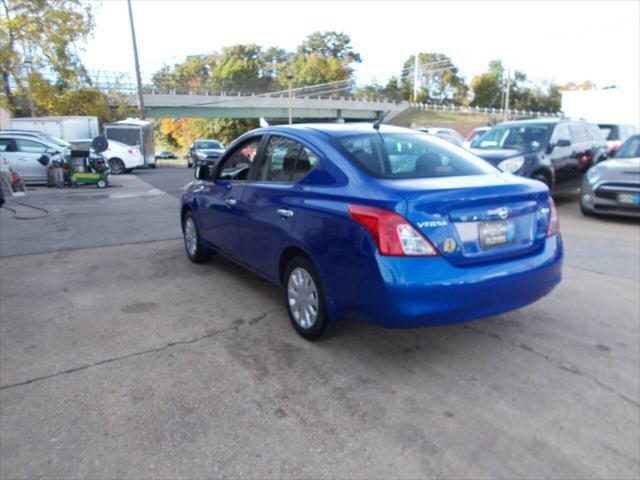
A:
[41,133,70,148]
[336,132,497,179]
[472,124,550,150]
[615,135,640,158]
[195,141,222,150]
[598,124,618,141]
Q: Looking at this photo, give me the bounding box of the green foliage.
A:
[299,31,361,63]
[0,0,94,110]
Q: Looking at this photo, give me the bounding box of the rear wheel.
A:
[182,211,210,263]
[109,158,125,175]
[284,257,330,340]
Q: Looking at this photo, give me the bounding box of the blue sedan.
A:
[181,124,563,339]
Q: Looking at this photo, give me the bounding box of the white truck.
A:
[9,116,100,142]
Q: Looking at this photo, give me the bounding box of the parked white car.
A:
[416,127,464,147]
[71,138,145,174]
[0,133,62,184]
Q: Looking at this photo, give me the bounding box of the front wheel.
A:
[96,179,108,189]
[284,257,331,340]
[182,211,210,263]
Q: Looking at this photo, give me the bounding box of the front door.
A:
[548,124,574,189]
[199,136,262,259]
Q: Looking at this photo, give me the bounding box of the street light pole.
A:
[286,71,294,125]
[127,0,145,120]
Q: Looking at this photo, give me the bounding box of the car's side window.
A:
[552,125,571,145]
[569,124,589,144]
[258,136,320,183]
[0,138,14,152]
[293,146,320,182]
[259,136,301,182]
[217,137,261,181]
[16,139,48,154]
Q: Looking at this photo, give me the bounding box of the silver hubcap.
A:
[287,267,319,329]
[184,217,198,257]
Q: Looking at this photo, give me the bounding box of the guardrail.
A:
[409,102,561,118]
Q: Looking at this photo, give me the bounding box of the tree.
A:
[470,60,504,108]
[0,0,94,111]
[299,31,361,62]
[400,53,468,105]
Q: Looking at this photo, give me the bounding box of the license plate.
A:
[617,193,640,206]
[479,220,516,249]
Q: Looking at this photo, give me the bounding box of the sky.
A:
[79,0,640,90]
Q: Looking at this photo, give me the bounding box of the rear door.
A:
[198,136,263,259]
[237,134,320,279]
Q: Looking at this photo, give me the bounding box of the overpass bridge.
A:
[125,94,409,122]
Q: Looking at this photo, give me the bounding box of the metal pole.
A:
[286,70,294,125]
[288,79,292,124]
[503,68,511,121]
[413,53,419,103]
[127,0,145,120]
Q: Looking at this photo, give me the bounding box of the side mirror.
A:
[556,139,571,147]
[37,155,50,166]
[195,165,214,181]
[194,165,203,180]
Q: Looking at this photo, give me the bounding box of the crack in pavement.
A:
[0,309,282,392]
[462,325,640,408]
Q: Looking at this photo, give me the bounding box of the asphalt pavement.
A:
[0,166,638,479]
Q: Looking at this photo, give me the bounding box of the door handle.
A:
[225,198,237,206]
[277,209,294,218]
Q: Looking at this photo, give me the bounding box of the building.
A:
[561,87,640,126]
[0,106,11,129]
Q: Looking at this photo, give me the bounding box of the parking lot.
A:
[1,166,638,478]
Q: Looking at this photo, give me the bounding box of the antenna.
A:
[373,111,391,130]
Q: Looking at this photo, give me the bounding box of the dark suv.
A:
[470,119,607,193]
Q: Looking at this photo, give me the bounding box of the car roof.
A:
[264,123,417,139]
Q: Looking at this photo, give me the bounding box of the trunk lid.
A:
[381,173,552,266]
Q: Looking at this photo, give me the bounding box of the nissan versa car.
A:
[471,119,607,194]
[181,124,562,339]
[580,134,640,218]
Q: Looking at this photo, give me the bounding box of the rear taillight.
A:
[546,198,560,237]
[348,205,439,256]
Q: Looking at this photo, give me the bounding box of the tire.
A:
[532,173,551,189]
[182,211,210,263]
[150,164,156,169]
[187,161,193,168]
[580,199,594,217]
[96,179,108,189]
[109,158,125,175]
[284,257,331,340]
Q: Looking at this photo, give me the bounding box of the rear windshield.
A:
[598,124,619,141]
[335,132,496,179]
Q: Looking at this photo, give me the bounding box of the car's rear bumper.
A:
[339,235,563,328]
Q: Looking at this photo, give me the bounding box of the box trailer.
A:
[104,119,155,168]
[9,116,99,141]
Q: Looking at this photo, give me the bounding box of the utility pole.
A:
[503,68,511,121]
[413,52,420,103]
[286,71,294,124]
[127,0,145,120]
